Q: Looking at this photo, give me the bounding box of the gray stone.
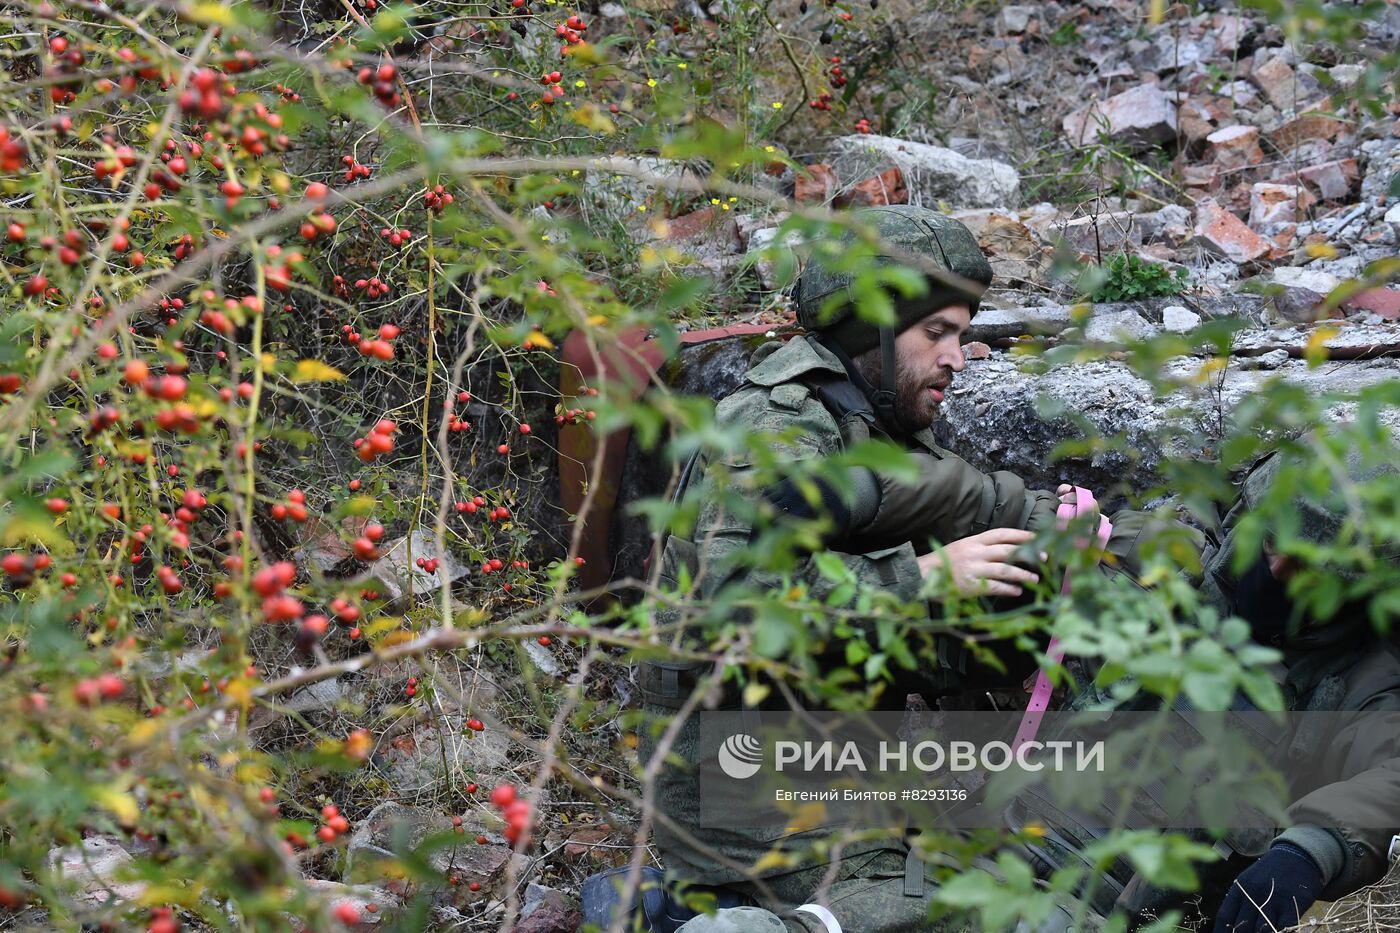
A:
[1083,310,1158,344]
[1328,64,1365,90]
[598,2,626,15]
[285,677,346,714]
[582,158,697,215]
[1386,202,1400,239]
[1133,33,1215,74]
[293,516,356,575]
[996,4,1037,33]
[368,531,469,605]
[47,836,143,906]
[302,879,401,927]
[518,883,583,933]
[522,638,561,677]
[825,134,1020,209]
[1224,81,1259,108]
[1270,266,1341,296]
[345,801,512,890]
[1240,348,1291,370]
[966,304,1072,342]
[1262,286,1325,325]
[1063,84,1178,151]
[938,351,1400,494]
[1232,323,1400,356]
[1162,306,1201,333]
[1054,211,1144,253]
[744,224,805,292]
[1149,205,1191,238]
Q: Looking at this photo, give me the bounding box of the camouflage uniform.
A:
[638,207,1173,933]
[1109,447,1400,926]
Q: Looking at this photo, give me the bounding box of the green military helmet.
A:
[794,205,992,357]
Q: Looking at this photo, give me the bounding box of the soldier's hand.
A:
[918,528,1040,599]
[1213,843,1323,933]
[1056,483,1101,530]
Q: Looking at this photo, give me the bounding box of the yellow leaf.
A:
[569,104,616,134]
[94,786,140,827]
[291,359,346,383]
[343,495,377,516]
[367,617,404,637]
[2,515,63,548]
[381,630,417,649]
[223,678,253,711]
[186,1,236,24]
[752,850,796,873]
[1148,0,1164,25]
[743,682,771,707]
[586,314,607,326]
[1190,356,1227,385]
[526,330,554,350]
[1304,327,1335,367]
[1303,242,1340,260]
[126,719,162,746]
[783,801,828,834]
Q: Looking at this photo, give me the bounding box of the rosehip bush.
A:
[0,0,886,919]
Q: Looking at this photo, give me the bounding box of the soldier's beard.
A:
[851,346,947,434]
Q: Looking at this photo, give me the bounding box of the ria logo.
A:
[717,733,763,780]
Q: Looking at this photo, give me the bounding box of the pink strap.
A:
[1010,487,1112,754]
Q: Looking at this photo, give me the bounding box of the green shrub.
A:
[1091,252,1189,302]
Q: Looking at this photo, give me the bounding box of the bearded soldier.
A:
[625,206,1174,933]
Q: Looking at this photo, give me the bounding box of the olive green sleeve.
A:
[847,450,1060,553]
[687,390,929,608]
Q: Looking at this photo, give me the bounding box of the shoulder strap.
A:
[803,372,878,447]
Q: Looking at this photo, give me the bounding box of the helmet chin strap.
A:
[874,326,905,432]
[817,328,919,437]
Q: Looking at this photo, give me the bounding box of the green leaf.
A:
[657,275,711,313]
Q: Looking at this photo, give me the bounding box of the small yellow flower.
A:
[677,62,687,69]
[637,204,647,212]
[771,101,783,109]
[721,204,730,211]
[710,198,720,205]
[764,145,776,152]
[647,78,657,88]
[575,79,586,88]
[728,197,737,202]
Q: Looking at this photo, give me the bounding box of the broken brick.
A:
[1193,197,1271,264]
[1287,158,1360,202]
[795,163,838,204]
[1248,183,1316,230]
[838,167,908,207]
[1206,125,1265,171]
[1343,289,1400,321]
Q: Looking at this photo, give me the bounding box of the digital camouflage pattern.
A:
[794,206,992,357]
